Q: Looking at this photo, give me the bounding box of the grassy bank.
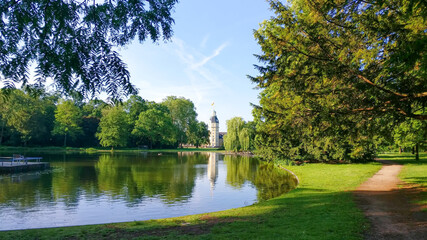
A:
[0,163,381,240]
[379,152,427,206]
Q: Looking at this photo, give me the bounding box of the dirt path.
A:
[354,160,427,240]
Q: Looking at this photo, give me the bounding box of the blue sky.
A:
[119,0,273,131]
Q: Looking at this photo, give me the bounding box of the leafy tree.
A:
[132,107,176,149]
[79,99,107,147]
[239,128,250,152]
[188,121,210,148]
[82,99,108,119]
[96,106,130,150]
[393,118,426,160]
[162,96,198,147]
[80,116,100,147]
[224,117,245,152]
[124,95,148,147]
[0,89,51,146]
[52,100,83,147]
[124,95,148,123]
[0,92,10,145]
[251,0,427,162]
[0,0,178,99]
[245,121,257,150]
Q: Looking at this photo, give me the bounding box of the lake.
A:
[0,152,297,230]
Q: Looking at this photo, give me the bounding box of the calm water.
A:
[0,152,297,230]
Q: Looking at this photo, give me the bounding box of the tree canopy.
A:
[224,117,254,152]
[0,0,178,99]
[96,105,130,150]
[188,121,210,148]
[132,107,176,149]
[52,99,82,147]
[251,0,427,162]
[162,96,198,147]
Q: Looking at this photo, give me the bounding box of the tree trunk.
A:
[415,143,419,161]
[111,146,114,151]
[412,146,415,154]
[399,146,402,154]
[64,133,67,147]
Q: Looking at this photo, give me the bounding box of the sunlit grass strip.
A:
[0,163,381,240]
[379,152,427,207]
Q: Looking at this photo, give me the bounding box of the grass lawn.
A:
[378,152,427,206]
[0,163,381,240]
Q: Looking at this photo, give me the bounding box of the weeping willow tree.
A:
[239,128,251,151]
[224,117,253,152]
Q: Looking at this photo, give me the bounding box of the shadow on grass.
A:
[403,177,427,185]
[378,153,427,165]
[0,188,367,240]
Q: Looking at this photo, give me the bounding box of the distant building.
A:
[210,110,220,147]
[208,110,226,148]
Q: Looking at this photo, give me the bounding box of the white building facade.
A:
[209,110,220,147]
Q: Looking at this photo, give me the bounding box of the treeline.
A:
[223,114,426,162]
[0,89,209,149]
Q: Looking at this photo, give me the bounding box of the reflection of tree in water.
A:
[52,156,99,207]
[0,152,295,210]
[0,153,100,209]
[224,155,257,188]
[95,153,131,196]
[252,163,298,200]
[224,155,298,201]
[0,172,54,207]
[95,152,209,204]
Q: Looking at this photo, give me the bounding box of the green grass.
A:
[0,163,381,240]
[378,152,427,206]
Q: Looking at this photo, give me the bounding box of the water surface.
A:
[0,152,297,230]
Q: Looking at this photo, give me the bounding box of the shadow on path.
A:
[353,160,427,240]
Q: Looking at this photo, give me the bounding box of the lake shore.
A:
[0,153,424,239]
[0,146,225,154]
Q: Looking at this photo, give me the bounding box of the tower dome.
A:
[210,110,219,123]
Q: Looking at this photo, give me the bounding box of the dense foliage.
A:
[251,0,427,162]
[52,100,83,146]
[224,117,255,152]
[162,96,199,148]
[0,0,178,99]
[0,89,209,149]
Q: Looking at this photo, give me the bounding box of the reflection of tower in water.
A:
[208,152,219,195]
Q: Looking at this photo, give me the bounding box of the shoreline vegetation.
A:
[0,146,225,154]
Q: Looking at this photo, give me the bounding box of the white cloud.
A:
[191,42,228,69]
[165,38,229,94]
[200,34,210,49]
